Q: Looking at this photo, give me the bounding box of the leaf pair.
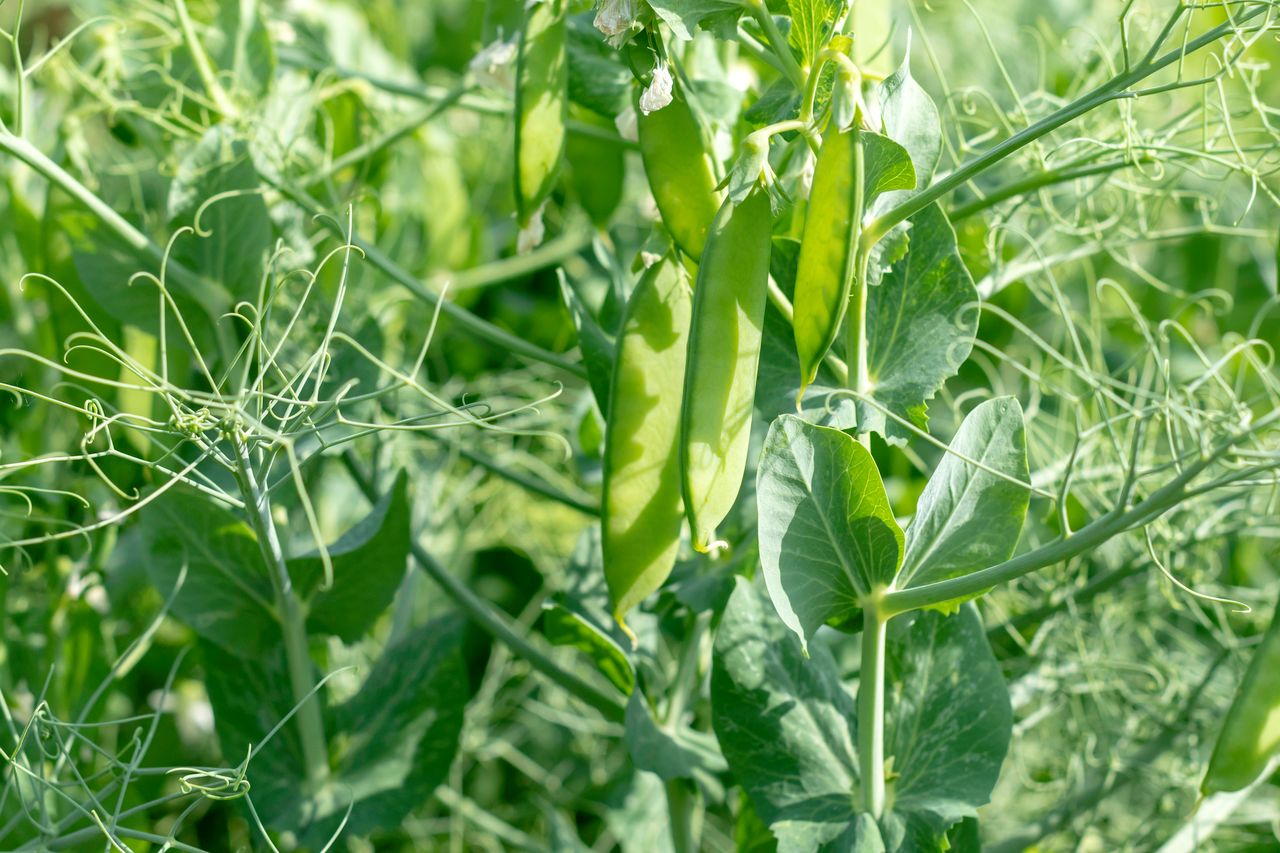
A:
[712,578,1012,852]
[759,397,1030,652]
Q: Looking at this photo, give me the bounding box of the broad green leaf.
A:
[604,771,677,853]
[140,490,277,657]
[793,131,914,395]
[167,125,272,305]
[755,238,856,429]
[205,617,469,846]
[559,271,615,414]
[872,52,941,215]
[713,582,1011,852]
[882,606,1012,843]
[860,203,978,442]
[757,415,904,651]
[210,0,276,99]
[624,690,727,792]
[899,398,1030,605]
[648,0,745,40]
[710,578,864,851]
[567,21,631,117]
[291,471,412,642]
[542,601,635,695]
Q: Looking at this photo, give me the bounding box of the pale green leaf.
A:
[899,398,1030,605]
[859,203,978,442]
[542,601,635,695]
[757,416,904,650]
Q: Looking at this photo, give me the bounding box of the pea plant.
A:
[1,0,1280,850]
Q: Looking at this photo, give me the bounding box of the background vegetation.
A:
[0,0,1278,850]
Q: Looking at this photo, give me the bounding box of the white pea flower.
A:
[594,0,638,39]
[639,64,673,115]
[469,37,518,91]
[614,105,638,142]
[517,205,546,254]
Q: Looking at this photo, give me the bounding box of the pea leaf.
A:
[167,125,272,305]
[568,20,631,117]
[711,581,1012,852]
[787,0,842,67]
[710,578,864,851]
[881,606,1012,845]
[872,51,942,215]
[140,489,277,657]
[757,416,904,651]
[860,203,978,442]
[898,398,1030,607]
[205,617,469,847]
[542,601,635,695]
[559,271,615,413]
[624,690,727,793]
[291,471,412,642]
[648,0,746,40]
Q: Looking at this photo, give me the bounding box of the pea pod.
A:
[680,188,772,551]
[635,83,722,259]
[514,0,567,226]
[1202,602,1280,794]
[603,256,694,634]
[792,126,860,395]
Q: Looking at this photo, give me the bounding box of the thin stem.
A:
[864,3,1272,243]
[857,602,887,818]
[172,0,236,116]
[880,441,1228,615]
[947,157,1145,222]
[341,453,625,721]
[748,0,805,89]
[272,178,588,379]
[664,781,697,853]
[231,436,328,787]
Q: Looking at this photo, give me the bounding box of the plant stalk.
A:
[858,602,887,818]
[843,129,872,448]
[232,436,328,787]
[664,780,697,853]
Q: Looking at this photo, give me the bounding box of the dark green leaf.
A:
[167,125,272,304]
[292,471,412,642]
[140,490,277,657]
[625,690,727,792]
[560,272,615,413]
[757,416,904,650]
[711,578,863,850]
[207,617,469,845]
[648,0,746,40]
[860,204,978,442]
[883,606,1012,843]
[542,601,635,695]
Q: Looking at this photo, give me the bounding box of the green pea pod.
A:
[635,84,722,259]
[514,1,567,226]
[680,188,773,552]
[603,256,694,637]
[1202,602,1280,794]
[566,107,625,228]
[792,126,860,397]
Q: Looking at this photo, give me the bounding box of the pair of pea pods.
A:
[602,76,869,637]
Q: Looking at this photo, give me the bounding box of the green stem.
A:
[843,130,871,447]
[864,4,1271,243]
[858,602,887,818]
[341,453,625,721]
[443,228,594,293]
[948,157,1143,222]
[748,0,805,89]
[272,178,588,379]
[172,0,236,116]
[880,441,1229,616]
[232,436,328,787]
[664,780,697,853]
